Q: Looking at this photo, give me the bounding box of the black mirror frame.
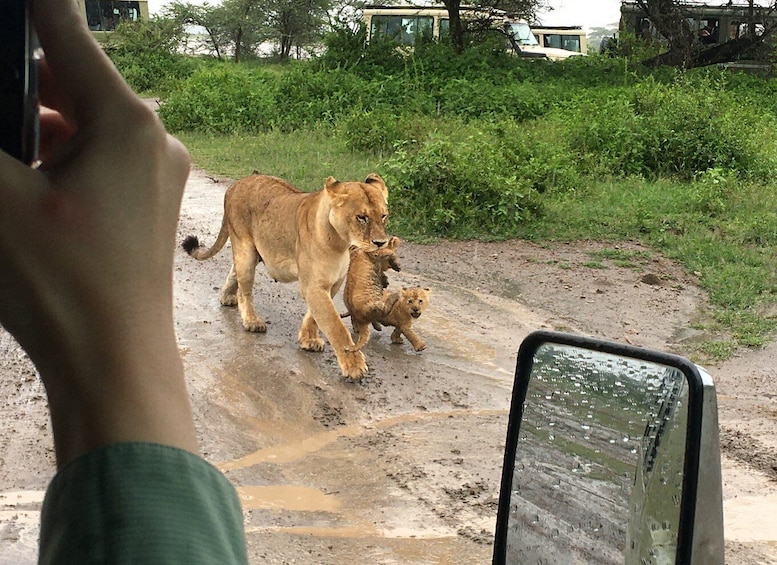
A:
[492,330,706,565]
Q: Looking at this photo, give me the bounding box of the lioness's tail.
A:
[181,216,230,261]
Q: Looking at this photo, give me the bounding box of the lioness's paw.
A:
[243,320,267,333]
[300,337,326,352]
[413,341,426,352]
[339,350,368,380]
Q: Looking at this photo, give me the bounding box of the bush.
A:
[103,18,194,95]
[382,129,543,238]
[562,78,777,180]
[159,65,277,133]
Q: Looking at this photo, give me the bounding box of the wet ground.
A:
[1,168,776,564]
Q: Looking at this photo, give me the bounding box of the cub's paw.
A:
[412,341,426,352]
[220,295,238,307]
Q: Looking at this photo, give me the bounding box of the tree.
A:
[440,0,546,55]
[167,0,331,62]
[264,0,331,60]
[165,1,266,61]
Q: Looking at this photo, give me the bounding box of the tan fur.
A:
[341,237,401,351]
[182,173,390,379]
[348,285,430,352]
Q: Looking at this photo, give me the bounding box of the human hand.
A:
[0,0,197,466]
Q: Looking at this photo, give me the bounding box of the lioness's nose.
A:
[373,239,388,248]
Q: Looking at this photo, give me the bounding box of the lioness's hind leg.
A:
[220,265,238,307]
[299,311,325,351]
[233,242,266,333]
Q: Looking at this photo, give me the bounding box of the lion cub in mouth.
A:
[342,237,431,352]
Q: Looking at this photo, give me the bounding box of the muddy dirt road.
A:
[1,168,776,564]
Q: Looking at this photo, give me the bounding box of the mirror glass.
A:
[504,342,689,564]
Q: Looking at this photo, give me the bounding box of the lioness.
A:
[341,237,401,352]
[182,173,390,379]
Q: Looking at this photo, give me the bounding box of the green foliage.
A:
[382,129,543,238]
[316,22,368,70]
[563,77,777,180]
[103,18,194,94]
[159,65,277,132]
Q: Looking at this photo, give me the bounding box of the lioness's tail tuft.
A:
[182,235,201,255]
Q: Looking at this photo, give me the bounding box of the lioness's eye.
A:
[381,214,388,224]
[357,215,368,223]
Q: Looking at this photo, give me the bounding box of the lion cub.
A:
[341,238,430,352]
[376,286,431,352]
[341,237,402,352]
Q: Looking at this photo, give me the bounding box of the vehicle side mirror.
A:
[492,331,724,564]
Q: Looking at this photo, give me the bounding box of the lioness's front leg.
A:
[300,288,367,379]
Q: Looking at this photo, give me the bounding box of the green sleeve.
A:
[39,442,248,565]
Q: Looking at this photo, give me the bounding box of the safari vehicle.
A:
[492,331,724,564]
[78,0,149,37]
[620,0,776,45]
[362,5,582,60]
[531,25,587,54]
[505,20,584,60]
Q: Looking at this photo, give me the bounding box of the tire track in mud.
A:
[719,426,777,481]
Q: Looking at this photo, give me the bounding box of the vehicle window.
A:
[542,34,582,52]
[85,1,141,31]
[509,22,539,46]
[439,18,449,38]
[370,15,434,45]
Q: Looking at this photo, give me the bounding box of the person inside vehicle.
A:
[0,0,248,562]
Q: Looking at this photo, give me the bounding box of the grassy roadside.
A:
[179,131,777,362]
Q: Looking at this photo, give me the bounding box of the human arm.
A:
[0,0,197,466]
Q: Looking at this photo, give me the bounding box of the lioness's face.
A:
[400,287,431,318]
[326,175,389,252]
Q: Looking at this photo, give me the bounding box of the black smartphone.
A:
[0,0,39,164]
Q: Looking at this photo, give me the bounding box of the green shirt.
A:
[39,443,248,564]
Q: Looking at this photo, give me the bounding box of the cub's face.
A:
[399,287,431,319]
[326,175,389,252]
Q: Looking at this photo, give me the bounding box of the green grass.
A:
[175,129,382,191]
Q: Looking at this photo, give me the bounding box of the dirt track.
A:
[0,168,775,564]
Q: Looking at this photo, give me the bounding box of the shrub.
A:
[159,65,277,133]
[382,130,543,238]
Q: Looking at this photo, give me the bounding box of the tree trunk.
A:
[443,0,465,54]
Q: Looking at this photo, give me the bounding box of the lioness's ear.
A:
[365,173,388,198]
[424,288,432,293]
[325,176,341,198]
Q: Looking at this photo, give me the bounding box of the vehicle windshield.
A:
[508,22,539,45]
